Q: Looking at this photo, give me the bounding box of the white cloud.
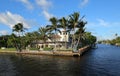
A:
[87,19,119,27]
[80,0,89,7]
[17,0,53,21]
[86,19,120,40]
[97,19,109,26]
[36,0,53,20]
[42,10,53,20]
[0,11,30,29]
[0,30,8,35]
[17,0,33,10]
[36,0,52,10]
[96,19,120,27]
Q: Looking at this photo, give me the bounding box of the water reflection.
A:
[0,44,120,76]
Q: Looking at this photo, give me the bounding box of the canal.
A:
[0,44,120,76]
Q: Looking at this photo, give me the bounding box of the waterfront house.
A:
[36,30,69,50]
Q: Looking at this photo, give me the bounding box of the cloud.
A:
[87,19,119,27]
[0,11,30,29]
[36,0,52,10]
[86,19,120,40]
[97,19,109,26]
[96,19,120,27]
[17,0,33,10]
[36,0,53,20]
[80,0,89,7]
[0,30,8,35]
[17,0,53,20]
[42,10,53,20]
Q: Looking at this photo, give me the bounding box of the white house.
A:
[37,30,69,50]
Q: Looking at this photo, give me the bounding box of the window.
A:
[63,32,67,35]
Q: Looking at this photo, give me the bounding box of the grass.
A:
[0,48,16,52]
[43,47,53,51]
[56,47,73,51]
[57,49,72,51]
[29,48,39,50]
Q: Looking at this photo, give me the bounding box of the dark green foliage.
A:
[0,35,11,48]
[98,36,120,46]
[11,23,26,52]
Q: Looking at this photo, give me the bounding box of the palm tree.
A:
[47,17,60,51]
[59,17,69,49]
[12,23,25,52]
[75,21,87,48]
[115,33,118,39]
[38,27,48,43]
[8,33,20,51]
[68,12,87,52]
[12,23,25,36]
[32,31,40,43]
[68,12,80,48]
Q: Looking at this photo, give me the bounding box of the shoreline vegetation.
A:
[98,35,120,47]
[0,12,97,57]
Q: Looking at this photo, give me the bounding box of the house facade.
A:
[37,30,69,50]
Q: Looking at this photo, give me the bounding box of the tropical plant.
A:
[77,21,87,45]
[7,33,20,51]
[84,32,97,46]
[12,23,25,36]
[46,17,60,51]
[0,35,9,48]
[12,23,26,52]
[32,31,40,42]
[68,12,87,52]
[68,12,81,48]
[59,17,69,48]
[38,27,48,43]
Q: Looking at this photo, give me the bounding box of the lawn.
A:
[0,48,16,52]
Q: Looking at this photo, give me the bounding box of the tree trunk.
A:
[76,34,81,48]
[65,29,67,49]
[70,33,74,48]
[72,27,76,48]
[53,30,57,52]
[73,34,81,52]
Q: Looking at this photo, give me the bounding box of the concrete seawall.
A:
[78,45,91,56]
[0,45,91,57]
[16,45,91,57]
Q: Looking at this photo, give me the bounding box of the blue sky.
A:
[0,0,120,40]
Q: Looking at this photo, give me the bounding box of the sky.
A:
[0,0,120,40]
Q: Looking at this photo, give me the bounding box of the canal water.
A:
[0,44,120,76]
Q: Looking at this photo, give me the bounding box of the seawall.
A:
[16,45,91,57]
[0,45,91,57]
[78,45,91,56]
